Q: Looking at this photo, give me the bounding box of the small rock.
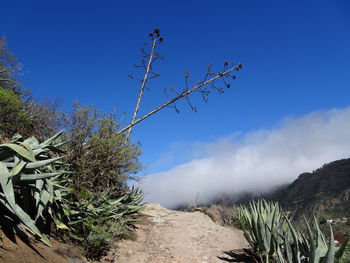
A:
[152,216,165,224]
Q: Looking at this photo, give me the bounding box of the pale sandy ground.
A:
[98,203,248,263]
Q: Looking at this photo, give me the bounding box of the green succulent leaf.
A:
[25,157,64,169]
[0,144,35,162]
[0,132,67,247]
[9,159,26,176]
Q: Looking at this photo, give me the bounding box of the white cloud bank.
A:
[141,107,350,208]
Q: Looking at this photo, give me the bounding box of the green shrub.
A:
[0,88,61,141]
[54,102,144,258]
[0,37,23,94]
[0,88,32,137]
[0,37,62,141]
[65,102,142,195]
[24,98,63,140]
[338,245,350,263]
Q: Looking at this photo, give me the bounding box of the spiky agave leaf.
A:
[0,143,35,162]
[0,162,51,245]
[0,131,69,246]
[238,200,284,263]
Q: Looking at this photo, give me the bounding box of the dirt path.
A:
[100,203,248,263]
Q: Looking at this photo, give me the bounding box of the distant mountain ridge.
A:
[270,158,350,222]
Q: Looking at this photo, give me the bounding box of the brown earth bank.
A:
[0,229,85,263]
[0,203,248,263]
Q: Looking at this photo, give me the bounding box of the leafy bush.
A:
[65,102,142,194]
[0,37,62,141]
[0,37,23,94]
[338,245,350,263]
[47,102,144,258]
[24,98,63,140]
[0,132,69,245]
[0,85,61,142]
[0,88,32,137]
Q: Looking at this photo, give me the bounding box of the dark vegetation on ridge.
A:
[227,158,350,233]
[268,158,350,246]
[271,158,350,221]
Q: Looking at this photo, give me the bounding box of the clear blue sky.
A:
[2,0,350,174]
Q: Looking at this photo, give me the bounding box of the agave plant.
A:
[0,131,69,245]
[276,215,348,263]
[62,185,145,258]
[238,199,348,263]
[238,200,285,262]
[65,185,145,236]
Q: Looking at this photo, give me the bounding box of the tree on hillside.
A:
[0,37,23,94]
[0,37,62,140]
[0,38,31,138]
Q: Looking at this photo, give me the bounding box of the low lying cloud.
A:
[141,107,350,208]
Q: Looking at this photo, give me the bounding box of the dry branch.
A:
[125,29,163,142]
[116,64,242,136]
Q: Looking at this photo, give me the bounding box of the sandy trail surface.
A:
[101,203,248,263]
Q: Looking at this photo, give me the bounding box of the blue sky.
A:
[2,0,350,177]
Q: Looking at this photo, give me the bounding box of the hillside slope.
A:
[264,158,350,245]
[271,158,350,221]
